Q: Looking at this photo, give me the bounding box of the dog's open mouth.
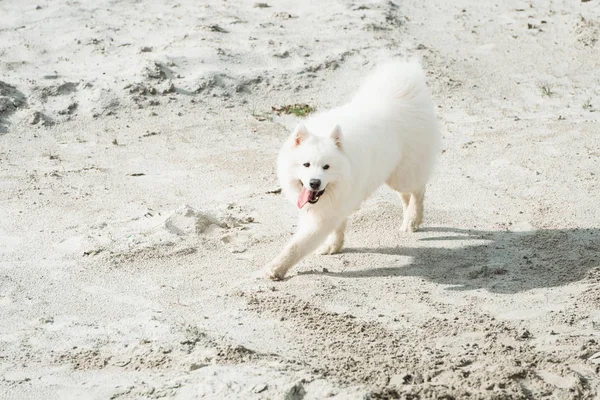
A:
[297,186,325,208]
[308,189,325,204]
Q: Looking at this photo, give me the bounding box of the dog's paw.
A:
[400,219,418,233]
[317,242,342,255]
[258,265,286,281]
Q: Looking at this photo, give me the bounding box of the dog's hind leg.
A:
[399,193,411,215]
[387,173,425,232]
[316,219,347,255]
[400,189,425,233]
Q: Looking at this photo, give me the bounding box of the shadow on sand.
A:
[301,227,600,293]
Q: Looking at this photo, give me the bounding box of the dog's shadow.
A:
[300,227,600,293]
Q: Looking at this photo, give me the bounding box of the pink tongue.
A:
[297,187,312,209]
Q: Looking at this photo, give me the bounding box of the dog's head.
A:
[277,123,350,209]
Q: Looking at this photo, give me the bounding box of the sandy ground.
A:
[1,0,600,399]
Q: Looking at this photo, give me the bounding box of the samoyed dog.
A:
[262,59,440,280]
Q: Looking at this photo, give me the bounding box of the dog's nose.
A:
[309,179,321,190]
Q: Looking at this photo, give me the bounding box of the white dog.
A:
[262,59,440,280]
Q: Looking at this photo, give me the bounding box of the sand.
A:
[1,0,599,398]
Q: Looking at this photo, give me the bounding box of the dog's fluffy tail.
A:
[352,59,431,108]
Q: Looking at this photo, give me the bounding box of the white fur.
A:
[262,59,440,280]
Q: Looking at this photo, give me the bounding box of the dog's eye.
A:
[303,163,310,168]
[323,164,330,170]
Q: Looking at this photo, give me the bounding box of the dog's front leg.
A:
[262,215,336,280]
[317,219,347,255]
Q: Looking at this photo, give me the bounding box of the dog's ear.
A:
[331,125,343,149]
[292,124,309,147]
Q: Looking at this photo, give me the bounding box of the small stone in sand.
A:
[30,111,42,125]
[207,24,228,33]
[283,382,305,400]
[189,363,208,371]
[253,383,268,393]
